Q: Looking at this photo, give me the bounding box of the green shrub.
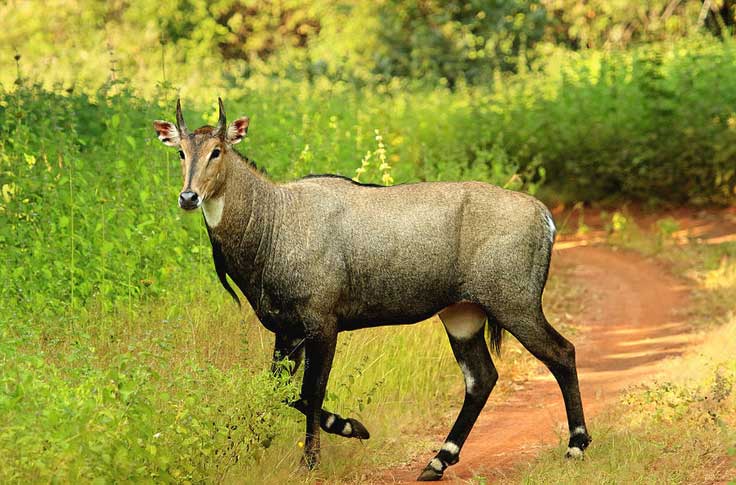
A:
[0,325,297,483]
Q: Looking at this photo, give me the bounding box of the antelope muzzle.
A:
[179,190,200,211]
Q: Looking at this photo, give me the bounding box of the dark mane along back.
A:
[300,173,384,188]
[232,147,266,174]
[245,157,266,174]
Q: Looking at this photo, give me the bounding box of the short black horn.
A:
[175,98,189,135]
[214,97,226,137]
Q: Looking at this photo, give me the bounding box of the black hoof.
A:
[417,457,446,481]
[417,466,443,481]
[347,418,370,439]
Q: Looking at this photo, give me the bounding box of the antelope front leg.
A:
[271,334,305,377]
[272,334,370,440]
[300,330,338,469]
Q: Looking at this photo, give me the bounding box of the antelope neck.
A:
[205,155,278,251]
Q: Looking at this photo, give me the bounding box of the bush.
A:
[0,323,297,483]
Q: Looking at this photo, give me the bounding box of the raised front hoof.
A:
[417,457,447,481]
[416,466,444,481]
[325,416,371,439]
[347,418,370,440]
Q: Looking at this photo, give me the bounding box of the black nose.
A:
[179,191,199,210]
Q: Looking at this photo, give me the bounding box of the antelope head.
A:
[153,98,250,210]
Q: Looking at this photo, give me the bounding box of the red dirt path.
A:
[380,244,692,483]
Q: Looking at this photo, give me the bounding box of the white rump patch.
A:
[439,303,486,340]
[202,197,224,227]
[325,414,336,430]
[342,421,352,436]
[545,212,557,244]
[459,362,476,394]
[566,446,584,459]
[441,441,460,455]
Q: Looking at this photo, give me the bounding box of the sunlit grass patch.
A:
[503,409,733,485]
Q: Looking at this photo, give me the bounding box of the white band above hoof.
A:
[566,446,584,459]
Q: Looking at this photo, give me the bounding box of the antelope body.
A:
[153,99,590,481]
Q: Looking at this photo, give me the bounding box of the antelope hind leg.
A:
[418,304,497,481]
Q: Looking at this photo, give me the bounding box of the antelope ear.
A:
[226,117,250,145]
[152,120,181,146]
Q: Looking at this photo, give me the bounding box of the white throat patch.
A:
[202,197,224,227]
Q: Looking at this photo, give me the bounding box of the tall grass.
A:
[2,35,736,482]
[1,264,583,483]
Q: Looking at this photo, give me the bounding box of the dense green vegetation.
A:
[4,0,734,88]
[1,0,736,482]
[5,35,736,320]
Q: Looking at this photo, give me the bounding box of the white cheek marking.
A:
[459,362,475,394]
[342,421,352,436]
[325,415,335,429]
[441,441,460,455]
[572,426,587,436]
[202,197,224,227]
[440,303,486,340]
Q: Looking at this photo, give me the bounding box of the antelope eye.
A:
[210,148,221,160]
[178,150,185,160]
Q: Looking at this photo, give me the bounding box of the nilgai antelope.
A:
[153,99,590,481]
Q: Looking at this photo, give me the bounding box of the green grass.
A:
[0,259,583,483]
[2,28,736,483]
[507,409,733,484]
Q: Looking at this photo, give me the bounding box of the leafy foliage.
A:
[3,38,736,323]
[4,1,734,90]
[0,326,297,483]
[2,1,736,482]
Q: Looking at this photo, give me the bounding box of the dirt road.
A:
[381,244,691,483]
